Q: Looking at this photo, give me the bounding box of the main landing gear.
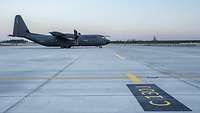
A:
[60,45,71,48]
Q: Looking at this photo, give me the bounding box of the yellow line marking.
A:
[1,75,199,81]
[127,72,141,84]
[0,76,128,81]
[115,54,125,60]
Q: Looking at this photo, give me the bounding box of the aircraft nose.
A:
[106,39,111,44]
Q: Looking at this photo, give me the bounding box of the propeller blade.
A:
[74,29,78,36]
[73,29,80,45]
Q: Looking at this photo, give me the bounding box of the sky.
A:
[0,0,200,40]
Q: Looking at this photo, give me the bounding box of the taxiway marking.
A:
[127,72,141,84]
[1,76,200,81]
[0,76,128,80]
[115,54,125,60]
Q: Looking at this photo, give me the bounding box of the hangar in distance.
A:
[9,15,111,48]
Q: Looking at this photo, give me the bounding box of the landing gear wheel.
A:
[60,45,71,48]
[99,46,102,48]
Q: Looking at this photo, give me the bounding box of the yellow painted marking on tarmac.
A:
[115,54,125,60]
[0,76,128,81]
[1,76,200,81]
[127,72,141,84]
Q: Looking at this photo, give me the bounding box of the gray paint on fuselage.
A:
[79,35,108,46]
[24,33,110,47]
[25,33,58,46]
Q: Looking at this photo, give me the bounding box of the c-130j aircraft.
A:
[9,15,111,48]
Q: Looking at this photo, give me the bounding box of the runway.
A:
[0,45,200,113]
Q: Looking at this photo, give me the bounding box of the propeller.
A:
[74,29,81,45]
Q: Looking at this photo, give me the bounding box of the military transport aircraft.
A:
[9,15,110,48]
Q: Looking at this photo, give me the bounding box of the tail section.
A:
[11,15,30,37]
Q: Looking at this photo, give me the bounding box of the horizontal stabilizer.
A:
[8,35,15,37]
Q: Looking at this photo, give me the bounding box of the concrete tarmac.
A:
[0,45,200,113]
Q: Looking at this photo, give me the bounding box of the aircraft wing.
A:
[49,31,75,40]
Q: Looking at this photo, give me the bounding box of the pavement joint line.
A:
[1,76,200,80]
[178,78,200,90]
[2,57,79,113]
[0,95,131,97]
[115,53,125,60]
[29,95,131,97]
[0,76,128,80]
[157,70,200,90]
[127,71,141,84]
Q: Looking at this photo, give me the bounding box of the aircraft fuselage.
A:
[24,33,110,47]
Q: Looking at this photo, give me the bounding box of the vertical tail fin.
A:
[12,15,30,37]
